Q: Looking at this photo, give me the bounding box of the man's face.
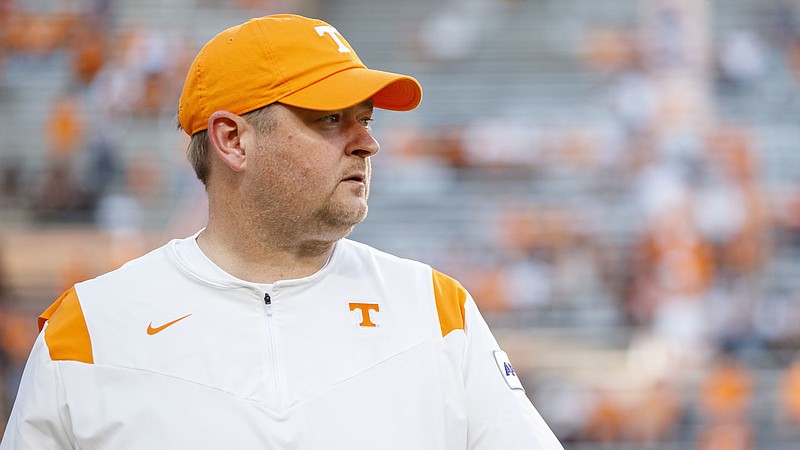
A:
[243,101,380,242]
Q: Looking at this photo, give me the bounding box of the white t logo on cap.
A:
[315,25,351,53]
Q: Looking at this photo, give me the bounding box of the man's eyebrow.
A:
[344,100,374,117]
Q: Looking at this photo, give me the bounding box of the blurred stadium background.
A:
[1,0,800,448]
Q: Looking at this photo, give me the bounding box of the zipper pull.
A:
[264,292,272,316]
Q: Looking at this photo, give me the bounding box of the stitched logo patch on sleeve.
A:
[493,351,525,391]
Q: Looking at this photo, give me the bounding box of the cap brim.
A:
[278,67,422,112]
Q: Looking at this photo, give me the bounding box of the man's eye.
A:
[321,114,341,124]
[361,117,374,129]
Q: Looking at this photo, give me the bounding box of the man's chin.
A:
[316,202,368,234]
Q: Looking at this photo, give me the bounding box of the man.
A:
[1,14,563,449]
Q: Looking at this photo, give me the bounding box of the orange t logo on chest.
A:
[348,302,380,327]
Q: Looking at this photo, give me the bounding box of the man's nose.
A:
[345,122,380,158]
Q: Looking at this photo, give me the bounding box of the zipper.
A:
[264,292,273,316]
[263,292,279,391]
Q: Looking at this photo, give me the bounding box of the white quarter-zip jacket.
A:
[1,236,563,449]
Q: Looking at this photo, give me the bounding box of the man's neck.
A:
[195,225,336,284]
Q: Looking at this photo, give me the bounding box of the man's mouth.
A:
[342,173,366,183]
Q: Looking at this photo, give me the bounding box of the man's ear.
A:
[207,110,252,173]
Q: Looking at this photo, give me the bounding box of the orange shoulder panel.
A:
[39,286,94,364]
[431,269,467,337]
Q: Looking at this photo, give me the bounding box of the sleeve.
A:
[462,295,563,450]
[1,287,89,450]
[431,269,563,449]
[0,331,75,450]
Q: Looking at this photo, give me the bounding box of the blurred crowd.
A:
[1,0,800,447]
[373,0,800,446]
[0,0,197,231]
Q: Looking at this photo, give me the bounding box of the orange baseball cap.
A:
[178,14,423,136]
